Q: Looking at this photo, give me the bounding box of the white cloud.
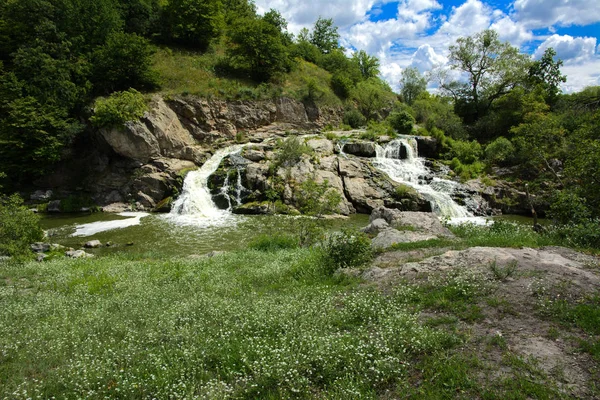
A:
[561,59,600,93]
[409,44,447,72]
[380,62,404,91]
[513,0,600,28]
[437,0,492,37]
[534,34,597,65]
[490,16,533,45]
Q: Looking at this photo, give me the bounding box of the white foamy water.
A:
[72,212,150,236]
[166,145,243,227]
[373,138,475,222]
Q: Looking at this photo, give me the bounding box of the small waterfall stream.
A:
[168,145,243,226]
[374,138,477,221]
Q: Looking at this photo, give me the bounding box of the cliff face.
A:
[38,95,347,211]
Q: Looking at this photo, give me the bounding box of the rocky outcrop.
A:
[342,141,377,157]
[462,178,544,216]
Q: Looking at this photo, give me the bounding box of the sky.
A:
[253,0,600,93]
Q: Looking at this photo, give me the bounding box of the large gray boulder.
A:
[371,228,437,249]
[342,141,377,157]
[370,207,454,237]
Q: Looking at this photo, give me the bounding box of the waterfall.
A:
[168,145,243,225]
[373,138,474,220]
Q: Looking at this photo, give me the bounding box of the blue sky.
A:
[254,0,600,92]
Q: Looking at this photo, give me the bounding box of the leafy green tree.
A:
[528,47,566,105]
[0,96,82,182]
[444,29,530,122]
[118,0,161,36]
[162,0,224,50]
[310,17,340,54]
[352,50,380,79]
[387,110,415,135]
[294,177,342,217]
[400,67,427,105]
[352,78,396,121]
[319,50,362,82]
[226,15,292,81]
[92,32,159,93]
[411,93,466,139]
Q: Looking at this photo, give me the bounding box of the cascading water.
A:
[168,145,243,226]
[374,138,479,221]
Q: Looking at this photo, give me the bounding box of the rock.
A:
[65,250,94,258]
[102,202,130,213]
[414,136,440,158]
[36,253,48,262]
[50,243,66,251]
[342,141,377,157]
[242,149,266,162]
[30,190,53,202]
[370,207,454,237]
[154,197,173,212]
[361,218,389,234]
[84,240,102,248]
[31,242,51,253]
[47,200,61,213]
[306,138,334,154]
[205,250,225,258]
[371,228,437,249]
[233,202,271,215]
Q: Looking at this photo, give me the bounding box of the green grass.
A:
[0,250,462,399]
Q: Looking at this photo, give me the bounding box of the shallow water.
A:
[40,212,370,257]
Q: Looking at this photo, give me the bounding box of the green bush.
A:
[248,234,299,251]
[447,139,482,164]
[485,137,515,165]
[320,228,373,273]
[0,194,44,258]
[548,190,590,225]
[449,158,486,181]
[343,109,366,129]
[90,89,148,128]
[548,219,600,249]
[387,110,415,135]
[330,72,354,99]
[294,178,342,217]
[274,136,312,168]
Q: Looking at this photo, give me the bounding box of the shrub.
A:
[248,234,299,251]
[320,229,373,273]
[0,194,44,258]
[294,178,342,217]
[90,89,147,128]
[393,184,419,201]
[387,110,415,135]
[331,72,354,99]
[343,109,366,129]
[274,136,312,168]
[548,190,590,225]
[485,137,515,165]
[447,139,482,164]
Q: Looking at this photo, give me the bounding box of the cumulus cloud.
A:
[513,0,600,28]
[437,0,492,37]
[490,16,533,45]
[409,44,447,72]
[534,34,597,65]
[561,59,600,92]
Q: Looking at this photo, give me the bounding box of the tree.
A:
[400,67,427,105]
[352,78,396,121]
[92,32,159,93]
[162,0,224,50]
[445,29,530,122]
[528,48,566,105]
[352,50,380,79]
[226,15,292,81]
[310,17,340,54]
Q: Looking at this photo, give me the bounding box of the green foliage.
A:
[412,93,466,139]
[352,77,396,121]
[161,0,224,50]
[400,66,427,105]
[330,72,354,99]
[0,194,44,258]
[393,184,419,201]
[90,89,148,128]
[294,177,342,217]
[387,110,415,135]
[447,138,482,164]
[363,120,395,139]
[449,220,554,248]
[527,48,566,105]
[320,228,373,272]
[309,17,340,54]
[449,158,486,181]
[274,136,312,168]
[342,108,366,128]
[92,32,159,94]
[548,190,590,225]
[59,195,97,213]
[248,234,299,251]
[485,136,515,165]
[445,29,530,122]
[351,50,380,79]
[225,15,292,81]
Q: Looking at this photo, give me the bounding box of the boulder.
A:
[102,203,130,213]
[233,202,271,215]
[65,250,94,259]
[31,242,51,253]
[154,197,173,213]
[371,228,437,249]
[30,190,53,202]
[306,138,334,155]
[342,141,377,157]
[84,240,102,248]
[36,253,48,262]
[370,207,454,237]
[242,149,266,162]
[414,136,440,158]
[361,218,389,235]
[47,200,61,213]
